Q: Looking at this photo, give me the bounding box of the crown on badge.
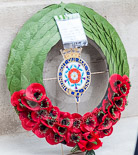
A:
[60,48,82,60]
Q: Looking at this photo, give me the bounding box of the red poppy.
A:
[40,96,52,110]
[32,122,50,138]
[19,111,37,131]
[40,106,60,128]
[11,90,27,111]
[21,97,41,111]
[45,129,65,145]
[95,126,113,138]
[108,87,122,102]
[118,83,130,97]
[92,107,102,116]
[113,97,127,111]
[108,105,121,120]
[78,139,102,151]
[66,132,82,147]
[31,110,48,122]
[111,118,120,125]
[109,74,123,93]
[26,83,46,102]
[53,124,68,138]
[85,138,102,150]
[109,74,131,97]
[59,112,73,128]
[41,119,57,128]
[78,140,88,152]
[102,99,112,113]
[71,113,82,133]
[81,112,98,132]
[92,107,105,124]
[46,106,60,120]
[98,114,113,130]
[83,132,98,142]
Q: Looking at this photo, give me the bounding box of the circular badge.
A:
[58,57,91,102]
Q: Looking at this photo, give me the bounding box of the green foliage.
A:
[6,3,129,95]
[86,150,95,155]
[71,144,80,153]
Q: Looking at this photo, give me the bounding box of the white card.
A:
[54,13,88,49]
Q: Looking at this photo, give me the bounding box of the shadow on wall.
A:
[134,136,138,155]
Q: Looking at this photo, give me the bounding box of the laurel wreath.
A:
[6,3,129,95]
[5,3,130,155]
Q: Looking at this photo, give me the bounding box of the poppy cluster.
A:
[10,74,131,152]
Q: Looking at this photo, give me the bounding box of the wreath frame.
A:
[5,3,131,155]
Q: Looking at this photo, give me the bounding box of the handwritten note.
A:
[54,13,88,49]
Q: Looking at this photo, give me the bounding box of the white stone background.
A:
[0,0,138,154]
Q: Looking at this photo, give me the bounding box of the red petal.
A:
[32,123,49,138]
[59,112,73,128]
[113,97,126,111]
[86,139,102,150]
[11,90,25,106]
[97,126,113,138]
[53,124,68,137]
[71,113,82,133]
[66,132,82,146]
[78,140,87,152]
[123,75,129,83]
[83,132,96,142]
[26,83,46,102]
[102,99,112,113]
[98,115,112,130]
[82,112,97,131]
[119,83,130,97]
[109,74,123,93]
[72,113,82,119]
[21,97,40,111]
[108,105,121,120]
[31,111,40,122]
[40,97,52,110]
[45,130,64,145]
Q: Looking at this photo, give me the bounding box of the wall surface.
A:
[0,0,138,135]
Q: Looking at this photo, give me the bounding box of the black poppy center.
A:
[104,118,109,126]
[114,80,121,86]
[41,100,49,108]
[121,85,127,93]
[55,134,60,140]
[54,133,62,142]
[62,119,69,126]
[40,124,47,131]
[103,129,110,134]
[71,134,79,141]
[73,120,80,128]
[58,127,67,134]
[98,113,104,123]
[87,118,94,126]
[48,119,55,126]
[87,134,92,139]
[49,110,57,117]
[115,99,122,107]
[34,92,41,99]
[113,93,120,98]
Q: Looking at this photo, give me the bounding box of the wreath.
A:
[6,3,131,155]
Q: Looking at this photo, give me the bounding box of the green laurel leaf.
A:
[71,145,80,153]
[86,150,95,155]
[6,2,129,96]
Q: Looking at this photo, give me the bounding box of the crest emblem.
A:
[57,48,91,103]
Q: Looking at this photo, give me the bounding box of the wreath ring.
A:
[6,3,131,155]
